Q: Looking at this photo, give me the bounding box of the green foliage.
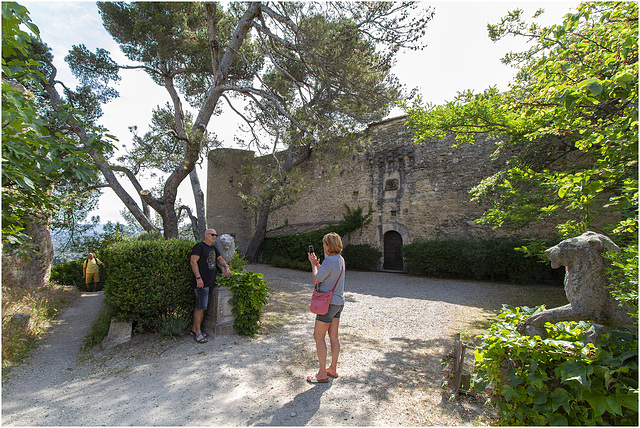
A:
[100,239,195,331]
[474,305,638,425]
[1,2,107,254]
[217,271,269,337]
[268,255,309,271]
[228,250,248,272]
[156,311,192,339]
[402,2,638,241]
[402,2,637,320]
[605,245,639,322]
[342,244,382,271]
[260,205,372,265]
[94,238,266,337]
[50,259,85,290]
[402,239,562,284]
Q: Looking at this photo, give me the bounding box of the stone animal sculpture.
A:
[215,234,235,270]
[517,231,635,344]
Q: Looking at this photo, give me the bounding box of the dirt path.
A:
[2,265,566,426]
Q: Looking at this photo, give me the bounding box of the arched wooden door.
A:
[383,231,403,270]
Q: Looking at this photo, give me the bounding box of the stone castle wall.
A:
[207,116,553,267]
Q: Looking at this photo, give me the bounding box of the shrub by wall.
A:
[402,239,562,284]
[101,239,194,331]
[342,244,382,271]
[260,205,372,266]
[473,305,638,425]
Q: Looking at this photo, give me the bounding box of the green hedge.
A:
[402,239,562,284]
[101,239,195,331]
[98,240,268,336]
[260,205,371,264]
[342,244,382,271]
[474,305,638,425]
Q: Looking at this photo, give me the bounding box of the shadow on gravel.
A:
[248,382,331,426]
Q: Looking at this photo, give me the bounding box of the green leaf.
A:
[549,387,571,413]
[558,187,568,198]
[548,413,569,426]
[578,78,603,95]
[605,395,623,416]
[585,392,608,416]
[560,360,591,387]
[619,393,639,411]
[615,71,635,83]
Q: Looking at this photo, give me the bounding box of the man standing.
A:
[83,253,106,292]
[190,228,231,343]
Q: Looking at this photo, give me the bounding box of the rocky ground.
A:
[2,264,566,426]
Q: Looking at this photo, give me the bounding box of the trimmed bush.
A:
[474,305,638,425]
[101,239,195,331]
[402,239,562,284]
[270,255,309,271]
[99,240,267,336]
[342,244,381,271]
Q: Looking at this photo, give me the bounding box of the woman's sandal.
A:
[193,332,208,343]
[326,370,338,378]
[306,375,329,383]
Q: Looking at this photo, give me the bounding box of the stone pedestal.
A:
[203,286,235,335]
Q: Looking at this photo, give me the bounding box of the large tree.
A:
[402,2,637,307]
[403,2,637,241]
[61,1,433,244]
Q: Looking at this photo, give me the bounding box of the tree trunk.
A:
[2,216,54,289]
[189,169,206,240]
[245,206,271,263]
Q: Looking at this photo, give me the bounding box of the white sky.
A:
[22,0,579,225]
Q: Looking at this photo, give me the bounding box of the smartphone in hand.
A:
[308,245,314,254]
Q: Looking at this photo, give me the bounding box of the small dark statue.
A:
[517,231,635,344]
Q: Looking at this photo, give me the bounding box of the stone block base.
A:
[203,286,235,336]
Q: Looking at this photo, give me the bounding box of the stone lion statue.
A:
[517,231,635,343]
[215,234,235,270]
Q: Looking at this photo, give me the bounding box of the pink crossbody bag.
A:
[309,258,344,315]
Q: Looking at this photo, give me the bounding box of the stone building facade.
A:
[207,116,552,270]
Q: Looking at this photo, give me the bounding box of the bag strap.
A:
[315,256,344,293]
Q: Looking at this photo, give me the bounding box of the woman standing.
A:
[307,232,345,383]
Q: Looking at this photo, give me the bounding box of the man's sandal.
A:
[190,330,209,338]
[193,332,207,343]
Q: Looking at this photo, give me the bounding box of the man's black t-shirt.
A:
[191,242,219,288]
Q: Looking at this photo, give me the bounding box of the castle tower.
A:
[206,148,255,252]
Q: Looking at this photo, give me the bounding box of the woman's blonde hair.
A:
[323,232,343,255]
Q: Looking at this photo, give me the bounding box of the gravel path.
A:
[2,264,566,426]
